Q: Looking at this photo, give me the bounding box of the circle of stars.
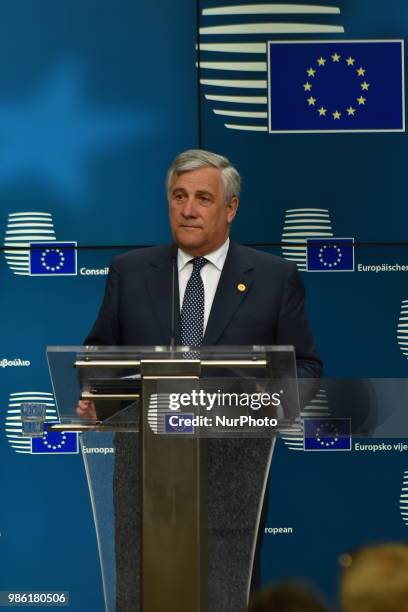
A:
[315,422,340,447]
[41,431,68,450]
[318,244,342,268]
[40,247,65,272]
[302,52,369,121]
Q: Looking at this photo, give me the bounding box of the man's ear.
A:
[227,197,239,223]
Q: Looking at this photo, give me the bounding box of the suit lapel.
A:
[203,241,254,346]
[145,245,180,344]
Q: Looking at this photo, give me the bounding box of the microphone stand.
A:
[170,244,177,356]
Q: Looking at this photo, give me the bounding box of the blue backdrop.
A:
[1,1,407,609]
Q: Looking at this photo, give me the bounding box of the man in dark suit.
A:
[80,148,321,382]
[78,149,322,611]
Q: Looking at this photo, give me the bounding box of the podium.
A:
[43,346,299,612]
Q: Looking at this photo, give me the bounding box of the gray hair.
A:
[166,149,241,202]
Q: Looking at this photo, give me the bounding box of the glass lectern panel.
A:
[46,345,299,612]
[46,345,299,426]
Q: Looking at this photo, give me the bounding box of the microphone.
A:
[170,244,178,351]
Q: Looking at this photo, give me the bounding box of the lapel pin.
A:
[237,283,246,293]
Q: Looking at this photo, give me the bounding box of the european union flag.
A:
[164,413,194,434]
[304,418,351,451]
[31,423,78,454]
[268,40,404,133]
[29,241,77,276]
[307,238,354,271]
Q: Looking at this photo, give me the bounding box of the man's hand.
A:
[76,399,97,420]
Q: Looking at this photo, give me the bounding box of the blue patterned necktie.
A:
[180,257,208,347]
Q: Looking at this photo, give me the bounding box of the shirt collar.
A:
[177,238,230,272]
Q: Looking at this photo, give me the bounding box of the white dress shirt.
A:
[178,238,230,332]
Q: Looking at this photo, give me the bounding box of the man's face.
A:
[168,166,238,256]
